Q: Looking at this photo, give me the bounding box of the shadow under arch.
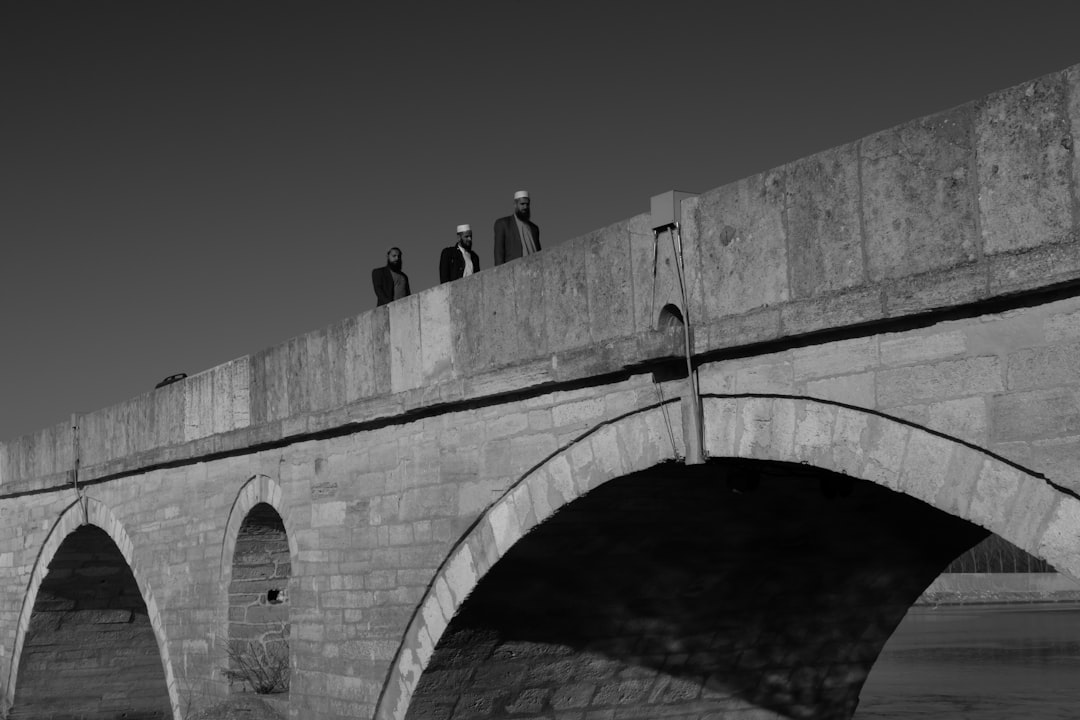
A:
[4,496,181,719]
[375,395,1080,720]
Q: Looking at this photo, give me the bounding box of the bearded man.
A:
[493,190,540,266]
[371,246,410,306]
[439,224,480,282]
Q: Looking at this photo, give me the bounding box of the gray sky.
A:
[3,1,1080,441]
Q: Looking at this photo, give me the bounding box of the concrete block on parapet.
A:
[449,270,485,376]
[419,283,454,385]
[542,240,590,353]
[585,219,634,343]
[513,257,548,357]
[479,264,521,367]
[977,68,1073,255]
[388,294,422,394]
[687,171,789,323]
[862,105,977,282]
[784,142,864,298]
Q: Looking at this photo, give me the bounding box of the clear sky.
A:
[3,1,1080,441]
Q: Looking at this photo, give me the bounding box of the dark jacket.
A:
[493,215,541,266]
[371,265,410,306]
[439,244,481,283]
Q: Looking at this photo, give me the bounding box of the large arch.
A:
[4,496,181,719]
[375,396,1080,720]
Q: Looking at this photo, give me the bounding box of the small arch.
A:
[657,302,685,330]
[221,475,295,698]
[5,498,180,719]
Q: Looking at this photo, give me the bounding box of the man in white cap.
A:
[493,190,541,266]
[439,224,480,283]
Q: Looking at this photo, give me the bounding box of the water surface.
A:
[856,603,1080,719]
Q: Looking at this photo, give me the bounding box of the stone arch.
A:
[375,402,685,720]
[5,496,181,718]
[220,474,298,585]
[376,395,1080,720]
[221,475,296,696]
[701,395,1080,581]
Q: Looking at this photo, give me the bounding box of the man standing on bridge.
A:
[493,190,540,266]
[371,247,410,306]
[439,224,480,282]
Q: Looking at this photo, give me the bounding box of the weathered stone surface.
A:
[977,71,1074,254]
[784,143,863,297]
[542,240,590,353]
[585,222,634,342]
[862,105,978,281]
[689,172,788,320]
[991,387,1080,442]
[876,356,1003,407]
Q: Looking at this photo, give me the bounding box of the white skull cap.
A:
[514,190,529,200]
[456,224,471,233]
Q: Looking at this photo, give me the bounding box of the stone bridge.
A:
[2,63,1080,720]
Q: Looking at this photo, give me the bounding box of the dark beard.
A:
[515,209,530,221]
[388,260,403,271]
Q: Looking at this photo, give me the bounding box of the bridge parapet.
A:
[2,64,1078,493]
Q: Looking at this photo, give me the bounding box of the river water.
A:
[855,603,1080,718]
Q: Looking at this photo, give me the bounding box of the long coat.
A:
[439,245,481,283]
[371,265,410,306]
[493,215,541,266]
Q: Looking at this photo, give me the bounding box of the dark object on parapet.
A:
[155,373,188,389]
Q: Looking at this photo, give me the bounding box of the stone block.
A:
[1001,477,1059,557]
[898,429,954,505]
[449,271,485,376]
[1006,339,1080,390]
[1045,307,1080,341]
[793,337,877,381]
[586,222,634,342]
[737,397,774,459]
[977,71,1073,254]
[419,284,454,385]
[479,266,520,368]
[1072,64,1080,212]
[688,172,789,321]
[991,387,1080,441]
[884,263,987,317]
[543,240,591,353]
[830,406,868,478]
[805,372,875,409]
[1031,436,1080,494]
[784,142,864,297]
[701,307,782,353]
[388,295,422,394]
[734,359,794,394]
[513,258,548,357]
[791,402,837,467]
[862,105,978,281]
[1037,497,1080,578]
[779,287,881,337]
[968,460,1023,531]
[879,329,966,367]
[876,356,1003,407]
[989,234,1080,296]
[922,396,987,445]
[861,415,910,490]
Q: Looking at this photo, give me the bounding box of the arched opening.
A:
[657,302,684,330]
[11,525,171,719]
[227,502,291,696]
[404,459,987,719]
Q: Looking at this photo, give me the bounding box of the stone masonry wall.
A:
[697,292,1080,496]
[3,65,1078,502]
